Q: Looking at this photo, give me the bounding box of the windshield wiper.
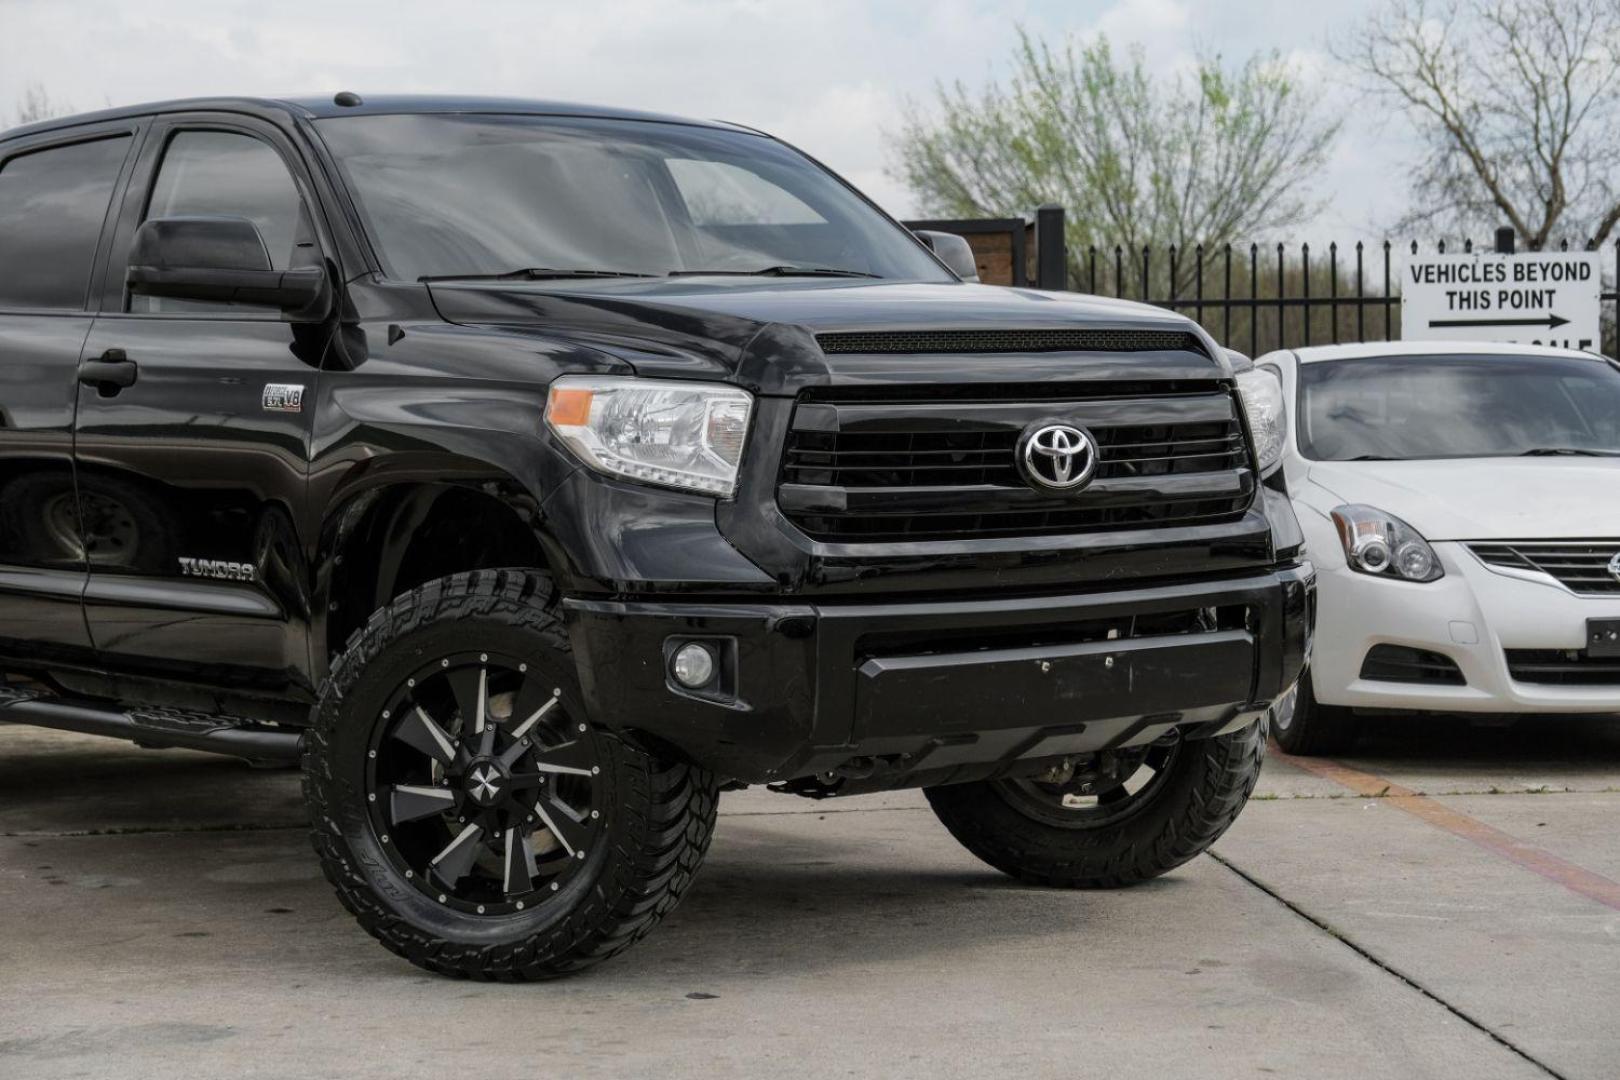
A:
[667,265,881,279]
[1517,447,1620,457]
[420,268,659,282]
[1344,454,1397,461]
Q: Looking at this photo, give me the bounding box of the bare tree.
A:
[8,82,72,128]
[1340,0,1620,246]
[892,30,1341,292]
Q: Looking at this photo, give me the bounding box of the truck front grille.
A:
[777,383,1255,543]
[1469,541,1620,596]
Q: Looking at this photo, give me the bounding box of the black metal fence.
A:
[1075,237,1620,358]
[909,208,1620,358]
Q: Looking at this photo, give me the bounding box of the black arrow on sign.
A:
[1429,314,1570,329]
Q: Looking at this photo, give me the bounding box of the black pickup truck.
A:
[0,95,1312,979]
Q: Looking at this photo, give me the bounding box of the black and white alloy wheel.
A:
[990,741,1179,831]
[366,650,602,916]
[926,722,1267,888]
[305,571,717,980]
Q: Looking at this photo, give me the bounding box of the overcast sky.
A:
[0,0,1410,239]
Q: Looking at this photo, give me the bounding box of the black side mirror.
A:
[914,229,981,283]
[126,216,330,320]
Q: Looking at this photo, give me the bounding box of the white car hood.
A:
[1303,458,1620,541]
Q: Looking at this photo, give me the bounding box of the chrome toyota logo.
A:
[1609,551,1620,583]
[1019,422,1098,492]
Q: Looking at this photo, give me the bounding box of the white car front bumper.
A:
[1312,542,1620,713]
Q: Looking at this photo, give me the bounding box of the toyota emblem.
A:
[1018,422,1098,492]
[1609,551,1620,584]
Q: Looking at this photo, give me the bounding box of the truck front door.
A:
[74,114,329,700]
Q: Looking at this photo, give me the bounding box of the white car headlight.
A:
[544,376,753,497]
[1331,504,1444,582]
[1235,367,1286,475]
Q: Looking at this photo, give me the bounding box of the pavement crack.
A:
[718,805,932,819]
[1251,785,1609,800]
[2,822,307,839]
[1209,849,1570,1080]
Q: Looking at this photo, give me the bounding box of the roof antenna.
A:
[333,91,363,108]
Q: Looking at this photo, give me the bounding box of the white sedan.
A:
[1254,341,1620,753]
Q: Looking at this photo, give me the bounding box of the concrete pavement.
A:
[2,716,1618,1080]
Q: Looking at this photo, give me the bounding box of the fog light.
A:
[671,643,717,688]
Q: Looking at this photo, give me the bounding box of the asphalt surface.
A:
[3,715,1619,1080]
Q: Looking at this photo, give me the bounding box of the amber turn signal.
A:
[546,386,595,427]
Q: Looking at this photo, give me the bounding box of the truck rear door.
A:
[0,121,140,666]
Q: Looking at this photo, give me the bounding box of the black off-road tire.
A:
[924,722,1265,888]
[303,569,718,980]
[1270,667,1359,756]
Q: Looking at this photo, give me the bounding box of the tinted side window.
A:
[135,131,304,313]
[0,135,131,310]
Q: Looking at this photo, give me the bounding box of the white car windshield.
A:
[1298,353,1620,460]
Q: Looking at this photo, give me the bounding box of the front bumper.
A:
[1311,542,1620,713]
[564,563,1314,787]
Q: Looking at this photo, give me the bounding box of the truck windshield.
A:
[315,113,951,284]
[1298,354,1620,460]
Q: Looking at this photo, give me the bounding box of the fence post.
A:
[1495,226,1516,255]
[1034,205,1067,289]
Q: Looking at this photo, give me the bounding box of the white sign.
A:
[1402,251,1603,352]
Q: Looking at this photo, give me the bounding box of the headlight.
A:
[544,376,753,497]
[1235,367,1286,475]
[1331,504,1444,582]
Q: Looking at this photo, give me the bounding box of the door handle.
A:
[79,350,138,394]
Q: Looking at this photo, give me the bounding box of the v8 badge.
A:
[262,383,305,412]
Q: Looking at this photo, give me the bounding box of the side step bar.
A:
[0,686,304,766]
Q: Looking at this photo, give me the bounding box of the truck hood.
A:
[1302,458,1620,541]
[425,277,1223,390]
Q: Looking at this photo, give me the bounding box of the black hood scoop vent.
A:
[814,329,1205,355]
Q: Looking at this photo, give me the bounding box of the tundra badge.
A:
[178,557,257,582]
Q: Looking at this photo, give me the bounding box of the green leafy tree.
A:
[893,31,1341,292]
